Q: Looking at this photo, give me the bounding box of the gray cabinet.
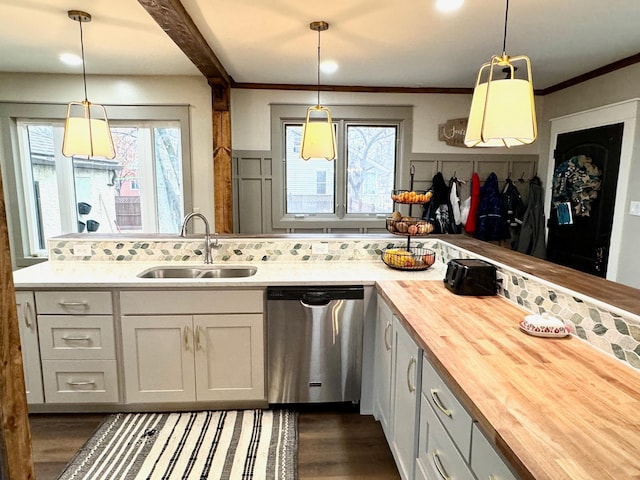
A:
[390,316,421,480]
[15,291,43,404]
[374,294,395,439]
[34,291,118,404]
[120,290,265,405]
[417,353,519,480]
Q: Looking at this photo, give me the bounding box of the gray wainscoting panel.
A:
[234,150,538,235]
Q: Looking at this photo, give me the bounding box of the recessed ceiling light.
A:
[320,60,338,75]
[59,53,83,66]
[435,0,464,13]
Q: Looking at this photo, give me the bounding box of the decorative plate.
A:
[519,319,570,338]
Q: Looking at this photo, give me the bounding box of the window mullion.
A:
[335,120,346,219]
[137,127,156,231]
[16,123,41,255]
[52,125,77,234]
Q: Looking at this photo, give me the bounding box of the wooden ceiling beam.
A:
[138,0,230,84]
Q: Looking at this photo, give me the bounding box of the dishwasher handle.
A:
[300,291,332,306]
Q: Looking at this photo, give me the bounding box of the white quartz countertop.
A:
[12,260,447,289]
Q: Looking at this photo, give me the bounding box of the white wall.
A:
[0,72,214,223]
[230,88,542,155]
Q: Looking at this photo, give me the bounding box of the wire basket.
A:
[391,189,433,204]
[381,247,436,271]
[386,217,434,236]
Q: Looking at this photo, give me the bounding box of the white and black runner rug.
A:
[58,410,297,480]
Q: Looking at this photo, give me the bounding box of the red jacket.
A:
[465,172,481,234]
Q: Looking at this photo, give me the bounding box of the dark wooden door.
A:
[547,123,623,277]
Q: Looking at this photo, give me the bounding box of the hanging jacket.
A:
[516,177,546,258]
[501,179,525,227]
[449,177,462,229]
[475,172,510,242]
[422,172,458,233]
[465,173,481,234]
[501,179,525,249]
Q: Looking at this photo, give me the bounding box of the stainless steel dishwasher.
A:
[267,285,364,404]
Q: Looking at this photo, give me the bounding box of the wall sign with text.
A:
[438,118,468,147]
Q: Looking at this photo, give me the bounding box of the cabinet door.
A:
[471,423,519,480]
[374,294,395,440]
[416,392,474,480]
[15,292,43,404]
[121,315,196,403]
[193,314,265,402]
[390,317,421,480]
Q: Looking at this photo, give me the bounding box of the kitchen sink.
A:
[137,265,257,279]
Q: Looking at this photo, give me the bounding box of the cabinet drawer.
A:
[42,360,118,403]
[417,392,474,480]
[471,423,519,480]
[422,355,473,459]
[120,289,264,314]
[35,291,113,315]
[38,316,115,360]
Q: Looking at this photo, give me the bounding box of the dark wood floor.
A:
[29,407,400,480]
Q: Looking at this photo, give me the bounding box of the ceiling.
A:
[2,0,640,90]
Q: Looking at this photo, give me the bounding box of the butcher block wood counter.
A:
[377,280,640,480]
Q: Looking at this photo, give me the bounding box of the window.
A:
[285,125,334,214]
[346,125,396,214]
[316,171,327,195]
[272,105,412,231]
[0,103,191,265]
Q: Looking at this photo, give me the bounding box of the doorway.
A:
[547,123,623,277]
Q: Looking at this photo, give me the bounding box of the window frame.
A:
[0,102,192,267]
[270,104,413,230]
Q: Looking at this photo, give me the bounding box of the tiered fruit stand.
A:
[381,167,436,271]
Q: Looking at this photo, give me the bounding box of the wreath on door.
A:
[552,155,602,217]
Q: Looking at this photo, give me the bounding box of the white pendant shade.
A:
[63,100,116,158]
[301,21,336,161]
[465,75,536,148]
[301,105,336,160]
[62,10,116,159]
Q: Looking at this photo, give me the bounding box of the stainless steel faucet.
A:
[179,212,218,264]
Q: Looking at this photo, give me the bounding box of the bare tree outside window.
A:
[347,126,396,214]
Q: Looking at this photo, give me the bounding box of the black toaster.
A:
[443,259,497,296]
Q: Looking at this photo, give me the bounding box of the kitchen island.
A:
[12,234,640,480]
[377,279,640,480]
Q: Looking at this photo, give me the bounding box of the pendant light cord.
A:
[316,27,321,107]
[78,17,88,102]
[502,0,509,55]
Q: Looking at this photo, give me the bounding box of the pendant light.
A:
[62,10,116,159]
[464,0,537,148]
[300,21,336,161]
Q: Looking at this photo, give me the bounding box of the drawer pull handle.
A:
[430,389,452,417]
[407,356,416,393]
[66,380,96,386]
[184,326,192,351]
[58,301,88,307]
[62,335,91,341]
[195,326,204,351]
[23,301,34,329]
[384,321,392,351]
[432,451,452,480]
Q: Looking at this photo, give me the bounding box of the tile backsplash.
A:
[47,237,438,263]
[47,235,640,370]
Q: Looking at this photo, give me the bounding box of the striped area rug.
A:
[58,410,297,480]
